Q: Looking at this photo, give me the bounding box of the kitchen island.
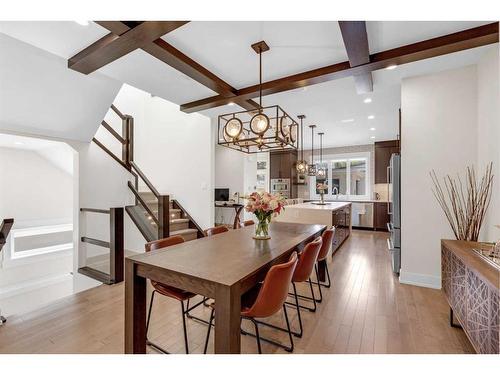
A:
[276,202,351,254]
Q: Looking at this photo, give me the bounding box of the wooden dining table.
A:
[124,221,326,354]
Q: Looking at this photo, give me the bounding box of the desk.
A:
[215,203,244,229]
[125,222,325,354]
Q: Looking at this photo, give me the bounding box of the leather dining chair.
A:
[259,237,322,339]
[313,227,335,302]
[204,225,229,236]
[145,235,207,354]
[203,252,298,354]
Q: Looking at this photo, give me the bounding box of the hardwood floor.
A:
[0,230,474,354]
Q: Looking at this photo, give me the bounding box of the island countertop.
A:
[284,202,351,211]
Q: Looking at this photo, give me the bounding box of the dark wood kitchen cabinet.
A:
[270,150,298,197]
[374,140,399,183]
[374,202,389,231]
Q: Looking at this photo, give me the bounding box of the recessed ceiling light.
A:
[370,136,376,139]
[75,20,89,26]
[386,64,398,70]
[341,118,355,123]
[363,98,372,104]
[370,127,376,131]
[367,115,375,120]
[14,141,24,145]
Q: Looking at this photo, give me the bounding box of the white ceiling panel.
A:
[0,21,108,59]
[163,21,348,89]
[366,21,492,53]
[97,49,217,104]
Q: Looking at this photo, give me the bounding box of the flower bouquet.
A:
[245,192,286,240]
[317,183,328,204]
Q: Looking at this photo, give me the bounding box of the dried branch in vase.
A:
[430,162,494,241]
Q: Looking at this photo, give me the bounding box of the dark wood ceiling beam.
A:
[68,21,189,74]
[181,22,499,113]
[338,21,373,94]
[95,21,259,111]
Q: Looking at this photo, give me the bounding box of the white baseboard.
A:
[399,270,441,289]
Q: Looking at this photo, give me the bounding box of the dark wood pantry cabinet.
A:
[374,140,399,184]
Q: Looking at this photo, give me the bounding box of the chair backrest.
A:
[245,252,298,318]
[317,227,335,261]
[242,220,255,227]
[145,235,184,252]
[204,226,229,237]
[292,237,322,282]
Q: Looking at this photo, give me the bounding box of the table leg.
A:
[125,259,147,354]
[214,284,241,353]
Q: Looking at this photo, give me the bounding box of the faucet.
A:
[332,186,339,200]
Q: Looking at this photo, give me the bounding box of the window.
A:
[310,152,370,200]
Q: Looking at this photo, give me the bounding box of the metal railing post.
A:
[158,195,170,239]
[110,207,124,283]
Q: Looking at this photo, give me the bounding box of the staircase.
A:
[126,191,200,242]
[79,104,205,284]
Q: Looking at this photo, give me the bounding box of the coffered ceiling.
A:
[0,20,496,148]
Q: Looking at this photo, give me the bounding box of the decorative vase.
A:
[254,216,271,240]
[320,191,325,204]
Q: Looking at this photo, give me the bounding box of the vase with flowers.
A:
[317,183,328,205]
[245,192,286,240]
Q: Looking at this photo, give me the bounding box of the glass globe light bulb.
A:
[250,113,270,135]
[225,118,242,139]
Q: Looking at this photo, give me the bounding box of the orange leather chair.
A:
[257,237,322,339]
[204,225,229,236]
[242,220,255,227]
[145,235,206,354]
[204,252,298,354]
[313,227,335,302]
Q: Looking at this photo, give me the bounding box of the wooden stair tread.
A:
[170,218,189,223]
[170,228,198,235]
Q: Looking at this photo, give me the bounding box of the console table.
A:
[441,240,499,354]
[215,203,244,229]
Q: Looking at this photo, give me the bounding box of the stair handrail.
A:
[127,181,160,226]
[129,161,160,198]
[94,104,169,239]
[172,200,205,238]
[0,218,14,251]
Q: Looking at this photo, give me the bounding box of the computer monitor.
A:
[215,188,230,202]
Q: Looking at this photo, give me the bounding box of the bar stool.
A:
[145,235,207,354]
[259,237,322,338]
[313,227,335,302]
[203,252,298,354]
[205,225,229,236]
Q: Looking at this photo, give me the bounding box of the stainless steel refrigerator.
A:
[387,154,401,274]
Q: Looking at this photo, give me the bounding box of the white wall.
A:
[0,33,121,142]
[0,145,74,314]
[401,65,480,289]
[477,48,500,242]
[0,147,73,227]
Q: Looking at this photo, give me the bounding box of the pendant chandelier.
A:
[296,114,308,175]
[317,132,326,178]
[307,125,317,176]
[217,41,298,154]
